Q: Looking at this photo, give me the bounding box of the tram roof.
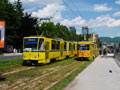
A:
[77,41,93,44]
[24,36,64,41]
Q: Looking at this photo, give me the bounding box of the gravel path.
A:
[64,56,120,90]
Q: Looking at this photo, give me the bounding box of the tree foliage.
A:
[16,12,38,48]
[0,0,82,50]
[0,0,38,49]
[40,22,82,41]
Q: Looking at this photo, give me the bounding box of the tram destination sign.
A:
[0,21,5,48]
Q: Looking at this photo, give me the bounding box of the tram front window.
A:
[24,38,38,51]
[107,46,114,53]
[78,45,89,50]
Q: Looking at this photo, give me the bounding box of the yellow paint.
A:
[23,37,77,64]
[77,41,98,60]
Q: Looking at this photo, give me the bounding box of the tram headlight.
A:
[24,55,26,58]
[34,56,37,58]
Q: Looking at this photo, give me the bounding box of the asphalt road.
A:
[0,55,22,61]
[64,56,120,90]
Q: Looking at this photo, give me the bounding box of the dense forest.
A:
[0,0,82,49]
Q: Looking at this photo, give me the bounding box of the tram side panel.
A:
[23,37,77,65]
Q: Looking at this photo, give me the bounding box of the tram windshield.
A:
[78,45,89,50]
[24,38,38,51]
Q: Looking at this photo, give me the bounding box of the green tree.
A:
[40,22,58,38]
[4,0,21,47]
[16,12,38,48]
[0,0,6,19]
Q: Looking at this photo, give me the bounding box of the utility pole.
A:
[38,17,52,36]
[39,17,52,25]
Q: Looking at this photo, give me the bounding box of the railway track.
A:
[43,64,81,90]
[1,67,36,77]
[33,61,83,90]
[7,62,78,90]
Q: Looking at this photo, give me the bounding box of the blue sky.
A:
[10,0,120,37]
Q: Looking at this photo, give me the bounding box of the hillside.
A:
[99,37,120,43]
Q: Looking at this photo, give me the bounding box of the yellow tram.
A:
[23,36,77,65]
[77,41,98,60]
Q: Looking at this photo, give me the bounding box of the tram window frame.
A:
[38,38,44,50]
[52,40,56,50]
[75,44,77,50]
[56,41,60,50]
[0,30,1,41]
[64,42,67,50]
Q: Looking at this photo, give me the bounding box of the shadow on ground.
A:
[74,58,89,61]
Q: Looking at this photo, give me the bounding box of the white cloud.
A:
[9,0,120,31]
[88,15,115,28]
[10,0,61,12]
[61,16,86,27]
[93,3,112,12]
[52,12,63,22]
[115,0,120,5]
[88,14,120,28]
[32,3,65,22]
[61,16,87,34]
[110,36,114,38]
[61,14,120,32]
[108,19,120,28]
[112,11,120,17]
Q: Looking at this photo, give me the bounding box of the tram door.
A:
[45,42,49,60]
[61,44,64,57]
[71,44,73,55]
[70,44,73,56]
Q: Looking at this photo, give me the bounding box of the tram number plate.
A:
[80,51,84,53]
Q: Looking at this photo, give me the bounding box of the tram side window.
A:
[56,41,60,50]
[52,40,56,50]
[38,39,44,50]
[69,43,72,50]
[73,44,75,50]
[77,45,80,50]
[64,42,67,50]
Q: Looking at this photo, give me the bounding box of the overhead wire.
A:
[61,0,79,18]
[62,0,87,32]
[69,0,84,19]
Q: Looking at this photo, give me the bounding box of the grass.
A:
[0,57,76,87]
[0,54,3,56]
[29,60,82,90]
[0,57,95,90]
[0,59,23,73]
[50,60,94,90]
